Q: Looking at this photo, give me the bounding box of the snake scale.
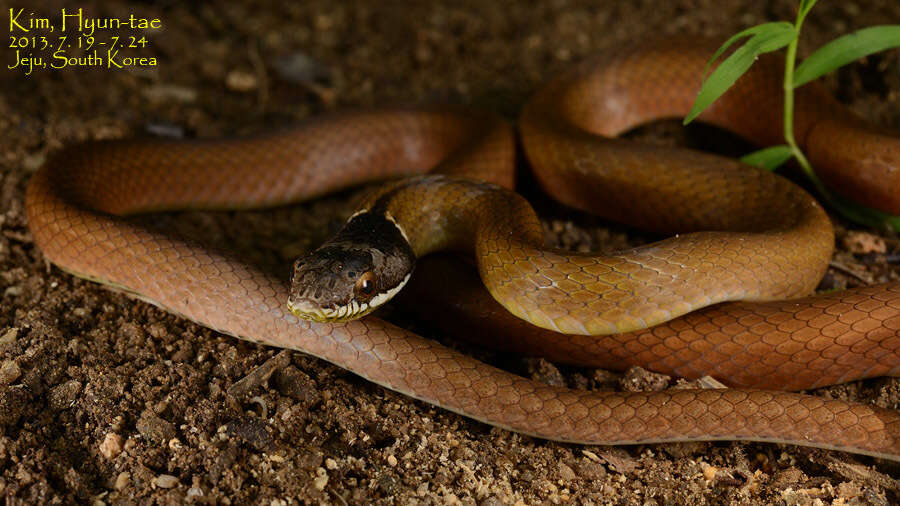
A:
[25,40,900,459]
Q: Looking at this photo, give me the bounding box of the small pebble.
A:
[701,463,719,482]
[842,231,886,254]
[558,462,576,481]
[154,474,178,489]
[581,449,601,462]
[273,52,331,85]
[142,84,197,103]
[325,458,337,470]
[313,467,328,490]
[0,328,18,344]
[575,459,606,480]
[0,360,22,385]
[22,153,45,171]
[136,411,176,443]
[114,472,130,490]
[387,455,397,466]
[145,123,185,139]
[99,433,124,459]
[225,70,257,92]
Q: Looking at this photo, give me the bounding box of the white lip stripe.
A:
[293,271,414,321]
[366,271,412,312]
[347,208,370,221]
[383,211,410,244]
[328,271,413,320]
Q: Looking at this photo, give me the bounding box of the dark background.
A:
[2,0,899,503]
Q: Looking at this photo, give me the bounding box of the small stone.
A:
[696,375,727,389]
[0,328,17,344]
[620,366,670,392]
[835,481,861,500]
[558,462,577,481]
[274,366,320,406]
[225,70,257,92]
[575,459,607,480]
[273,53,331,86]
[842,231,887,254]
[0,361,21,386]
[701,463,719,482]
[325,458,338,470]
[313,467,328,490]
[387,455,397,466]
[314,14,332,30]
[99,433,124,459]
[771,466,807,488]
[145,123,185,139]
[524,358,565,387]
[142,84,197,103]
[597,448,637,474]
[22,153,46,172]
[114,472,130,490]
[555,48,571,61]
[154,474,178,489]
[136,410,176,443]
[581,449,602,462]
[187,486,204,497]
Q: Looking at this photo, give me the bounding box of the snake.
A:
[25,39,900,460]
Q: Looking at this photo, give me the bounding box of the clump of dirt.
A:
[2,0,899,504]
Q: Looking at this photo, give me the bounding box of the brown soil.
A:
[2,0,899,504]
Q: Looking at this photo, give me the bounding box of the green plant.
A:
[684,0,900,230]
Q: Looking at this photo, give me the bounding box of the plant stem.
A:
[779,4,900,230]
[782,4,817,184]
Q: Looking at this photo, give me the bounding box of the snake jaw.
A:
[286,298,368,323]
[288,271,412,322]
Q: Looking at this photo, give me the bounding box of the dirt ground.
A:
[2,0,899,504]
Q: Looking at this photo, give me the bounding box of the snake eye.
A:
[355,271,376,298]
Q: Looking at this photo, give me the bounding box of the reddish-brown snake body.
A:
[25,41,900,459]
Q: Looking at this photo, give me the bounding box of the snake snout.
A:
[287,245,388,322]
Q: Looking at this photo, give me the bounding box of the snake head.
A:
[287,211,415,322]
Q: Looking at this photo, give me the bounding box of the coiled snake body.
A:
[26,41,900,459]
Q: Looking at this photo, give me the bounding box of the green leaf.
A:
[701,22,797,77]
[794,25,900,87]
[740,145,794,171]
[684,23,797,124]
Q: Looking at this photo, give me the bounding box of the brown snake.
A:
[25,40,900,460]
